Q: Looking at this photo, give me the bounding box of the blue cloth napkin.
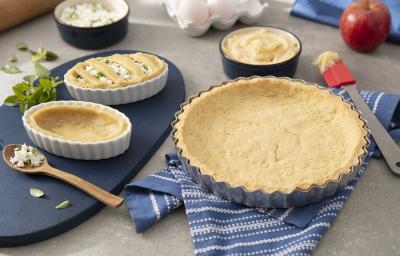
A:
[124,89,400,255]
[291,0,400,43]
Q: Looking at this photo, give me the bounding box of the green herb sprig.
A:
[3,42,61,113]
[1,64,21,74]
[4,76,62,113]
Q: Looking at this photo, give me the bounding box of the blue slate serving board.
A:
[0,50,185,247]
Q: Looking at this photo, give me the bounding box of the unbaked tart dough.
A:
[66,52,166,89]
[174,77,368,193]
[26,105,128,142]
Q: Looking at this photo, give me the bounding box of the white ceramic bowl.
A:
[22,101,132,160]
[64,63,168,105]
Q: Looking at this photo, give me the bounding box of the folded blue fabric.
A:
[291,0,400,43]
[124,89,400,255]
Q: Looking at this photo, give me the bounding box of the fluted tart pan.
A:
[171,76,370,208]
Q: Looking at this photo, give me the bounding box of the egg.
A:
[177,0,210,26]
[238,0,263,15]
[208,0,236,20]
[167,0,181,12]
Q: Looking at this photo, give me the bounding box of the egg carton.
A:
[162,0,269,37]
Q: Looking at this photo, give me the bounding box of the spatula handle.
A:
[42,166,124,208]
[344,85,400,175]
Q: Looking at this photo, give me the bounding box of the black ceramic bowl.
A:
[54,0,130,49]
[219,26,302,79]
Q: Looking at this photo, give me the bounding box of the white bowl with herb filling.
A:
[64,52,168,105]
[54,0,130,49]
[59,1,123,28]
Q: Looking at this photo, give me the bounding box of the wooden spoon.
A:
[2,144,124,208]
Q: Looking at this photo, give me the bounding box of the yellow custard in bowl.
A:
[221,27,300,65]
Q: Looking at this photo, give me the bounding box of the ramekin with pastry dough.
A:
[64,52,168,105]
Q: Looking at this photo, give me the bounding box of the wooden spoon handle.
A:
[42,166,124,208]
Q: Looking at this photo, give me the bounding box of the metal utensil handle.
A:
[344,85,400,175]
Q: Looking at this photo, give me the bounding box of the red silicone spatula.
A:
[315,51,400,175]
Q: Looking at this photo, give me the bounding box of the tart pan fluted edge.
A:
[171,76,370,208]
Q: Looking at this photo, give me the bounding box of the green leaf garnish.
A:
[19,102,26,113]
[8,54,17,62]
[30,188,45,198]
[31,47,46,63]
[34,62,50,78]
[44,51,58,61]
[4,43,61,113]
[30,47,58,62]
[16,42,28,51]
[1,64,21,74]
[55,200,70,209]
[3,95,19,106]
[4,77,61,113]
[23,75,36,85]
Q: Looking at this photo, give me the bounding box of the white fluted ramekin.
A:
[22,101,132,160]
[64,63,168,105]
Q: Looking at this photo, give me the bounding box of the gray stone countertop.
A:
[0,0,399,255]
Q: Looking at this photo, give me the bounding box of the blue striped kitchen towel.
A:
[124,89,400,255]
[291,0,400,43]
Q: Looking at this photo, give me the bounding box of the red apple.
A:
[339,0,391,52]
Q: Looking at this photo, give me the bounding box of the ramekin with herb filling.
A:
[54,0,130,49]
[64,52,168,105]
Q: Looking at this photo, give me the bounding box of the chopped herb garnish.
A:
[44,51,58,61]
[90,19,101,26]
[95,72,106,79]
[28,46,58,63]
[23,75,36,84]
[16,42,28,51]
[1,64,21,74]
[8,54,17,62]
[34,62,50,78]
[69,12,79,19]
[55,200,70,209]
[31,47,45,62]
[30,188,45,198]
